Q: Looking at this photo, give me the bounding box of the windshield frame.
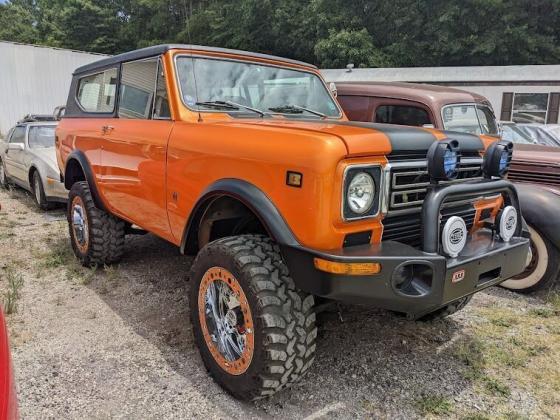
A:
[173,53,343,119]
[441,102,499,136]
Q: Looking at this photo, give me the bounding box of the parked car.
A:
[57,45,529,400]
[499,122,537,144]
[336,82,558,292]
[0,307,18,420]
[516,123,560,147]
[0,118,67,209]
[542,124,560,141]
[335,82,499,136]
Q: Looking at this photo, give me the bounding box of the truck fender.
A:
[180,178,299,254]
[515,183,560,249]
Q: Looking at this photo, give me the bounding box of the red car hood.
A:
[0,308,18,420]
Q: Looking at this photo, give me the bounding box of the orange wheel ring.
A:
[70,195,89,254]
[198,267,254,375]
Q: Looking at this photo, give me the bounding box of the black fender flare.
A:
[515,183,560,249]
[64,150,107,211]
[180,179,299,254]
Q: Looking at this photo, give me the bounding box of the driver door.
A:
[4,125,27,183]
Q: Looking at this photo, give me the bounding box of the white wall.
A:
[0,42,108,138]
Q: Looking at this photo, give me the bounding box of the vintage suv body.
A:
[57,45,529,400]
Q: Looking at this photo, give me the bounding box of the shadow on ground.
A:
[79,232,483,418]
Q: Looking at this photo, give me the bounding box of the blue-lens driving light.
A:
[483,140,513,178]
[427,139,461,182]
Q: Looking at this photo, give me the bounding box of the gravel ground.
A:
[0,186,559,419]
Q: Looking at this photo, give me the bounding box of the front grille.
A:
[388,158,483,213]
[383,205,476,248]
[508,167,560,187]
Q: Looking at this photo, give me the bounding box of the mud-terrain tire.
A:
[32,171,54,210]
[189,234,317,400]
[419,296,473,321]
[501,225,560,293]
[0,160,8,188]
[67,181,125,267]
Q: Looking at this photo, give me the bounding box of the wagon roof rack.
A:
[17,114,57,123]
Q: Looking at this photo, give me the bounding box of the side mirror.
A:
[329,82,337,98]
[7,143,24,151]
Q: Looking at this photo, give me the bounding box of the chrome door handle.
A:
[101,125,114,134]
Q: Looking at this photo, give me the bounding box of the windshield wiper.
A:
[195,100,267,117]
[268,105,327,119]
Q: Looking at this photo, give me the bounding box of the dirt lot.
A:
[1,186,559,419]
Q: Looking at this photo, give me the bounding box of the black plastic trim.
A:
[64,150,107,211]
[180,179,299,254]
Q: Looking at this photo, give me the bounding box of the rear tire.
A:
[32,171,54,210]
[501,224,560,293]
[419,296,472,321]
[189,234,317,400]
[0,160,8,188]
[67,181,125,266]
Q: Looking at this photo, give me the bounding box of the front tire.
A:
[67,181,125,266]
[189,235,317,400]
[501,225,560,293]
[32,171,54,210]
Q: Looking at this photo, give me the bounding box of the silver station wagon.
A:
[0,116,67,209]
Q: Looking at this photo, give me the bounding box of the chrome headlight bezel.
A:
[342,165,382,221]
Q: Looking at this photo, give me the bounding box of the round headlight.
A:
[347,172,375,214]
[483,140,513,178]
[427,139,461,182]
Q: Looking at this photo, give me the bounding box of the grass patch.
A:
[415,395,453,416]
[2,267,24,314]
[483,377,511,397]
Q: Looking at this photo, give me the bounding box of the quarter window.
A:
[119,58,158,119]
[375,105,431,126]
[28,126,56,148]
[153,59,170,119]
[77,69,118,113]
[511,93,549,124]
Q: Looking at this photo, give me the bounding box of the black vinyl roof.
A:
[74,44,317,75]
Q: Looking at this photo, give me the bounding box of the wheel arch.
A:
[516,183,560,249]
[180,179,299,255]
[64,151,107,211]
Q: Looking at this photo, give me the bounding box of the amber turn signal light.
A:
[313,258,381,276]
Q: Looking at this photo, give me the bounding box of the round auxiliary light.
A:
[496,205,518,242]
[442,216,467,258]
[347,172,375,214]
[427,139,461,182]
[483,140,513,178]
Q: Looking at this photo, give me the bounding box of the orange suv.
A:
[56,44,530,400]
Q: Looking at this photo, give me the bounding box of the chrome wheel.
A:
[198,267,254,375]
[71,196,89,253]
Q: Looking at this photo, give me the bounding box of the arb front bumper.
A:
[283,180,530,319]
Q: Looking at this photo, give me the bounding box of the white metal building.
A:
[322,65,560,124]
[0,41,108,137]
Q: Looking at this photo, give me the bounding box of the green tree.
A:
[315,28,385,68]
[0,0,40,44]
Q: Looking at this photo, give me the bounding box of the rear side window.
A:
[28,126,56,148]
[337,95,370,121]
[77,68,118,113]
[119,58,158,119]
[375,105,431,126]
[9,126,26,144]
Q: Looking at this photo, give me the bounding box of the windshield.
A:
[442,104,498,135]
[28,126,56,148]
[175,56,341,118]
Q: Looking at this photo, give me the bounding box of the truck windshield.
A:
[175,56,341,118]
[442,104,499,136]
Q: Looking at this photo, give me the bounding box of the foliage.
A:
[1,0,560,67]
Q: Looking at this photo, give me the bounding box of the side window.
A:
[9,126,26,144]
[153,59,170,119]
[375,105,431,126]
[337,95,370,121]
[77,68,118,113]
[28,126,56,148]
[119,58,158,119]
